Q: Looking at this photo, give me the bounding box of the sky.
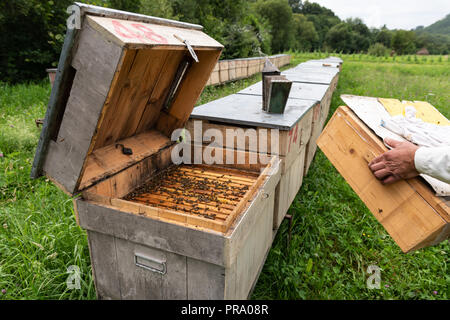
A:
[309,0,450,30]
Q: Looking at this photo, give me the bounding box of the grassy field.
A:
[0,53,448,300]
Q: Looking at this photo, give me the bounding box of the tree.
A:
[415,32,450,54]
[375,26,393,48]
[391,30,416,54]
[292,13,318,51]
[324,19,371,53]
[345,18,371,52]
[0,0,74,82]
[300,0,336,16]
[255,0,295,53]
[289,0,302,13]
[139,0,177,19]
[298,1,340,48]
[108,0,141,12]
[324,22,353,53]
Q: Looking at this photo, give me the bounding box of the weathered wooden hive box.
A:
[247,57,261,76]
[318,105,450,253]
[186,93,317,232]
[228,60,236,81]
[219,60,230,83]
[234,59,246,79]
[208,62,220,85]
[31,4,281,300]
[282,64,340,174]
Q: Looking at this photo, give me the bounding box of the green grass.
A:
[0,53,449,300]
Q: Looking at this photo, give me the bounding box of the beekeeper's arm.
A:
[415,146,450,184]
[368,138,450,185]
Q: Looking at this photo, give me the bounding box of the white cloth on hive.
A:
[381,106,450,148]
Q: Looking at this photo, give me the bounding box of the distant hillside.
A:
[420,14,450,35]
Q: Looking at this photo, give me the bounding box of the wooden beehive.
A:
[247,58,260,76]
[228,60,236,81]
[32,4,281,300]
[282,65,340,174]
[239,77,334,176]
[234,59,244,79]
[219,60,230,83]
[317,106,450,253]
[186,93,316,232]
[209,61,220,85]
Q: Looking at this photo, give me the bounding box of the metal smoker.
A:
[262,59,292,114]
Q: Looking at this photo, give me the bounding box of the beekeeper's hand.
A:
[368,138,419,185]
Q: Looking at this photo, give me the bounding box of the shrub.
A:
[368,43,389,57]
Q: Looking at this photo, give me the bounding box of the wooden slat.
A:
[135,50,186,134]
[79,130,172,190]
[42,23,123,195]
[86,15,223,49]
[111,198,228,232]
[156,49,222,136]
[317,106,449,252]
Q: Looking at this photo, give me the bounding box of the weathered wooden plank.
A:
[156,49,222,137]
[31,27,78,179]
[187,258,225,300]
[219,60,230,83]
[87,231,122,300]
[273,145,306,230]
[86,15,222,49]
[224,157,280,266]
[114,238,188,299]
[77,2,204,30]
[80,130,172,191]
[42,23,124,194]
[303,79,336,175]
[76,199,228,266]
[228,191,275,299]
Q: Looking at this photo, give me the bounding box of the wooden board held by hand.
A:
[317,106,450,253]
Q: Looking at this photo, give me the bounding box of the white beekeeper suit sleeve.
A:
[415,147,450,184]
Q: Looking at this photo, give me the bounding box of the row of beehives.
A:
[206,54,291,86]
[188,56,343,237]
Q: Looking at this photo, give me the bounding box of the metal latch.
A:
[135,253,167,275]
[174,34,199,63]
[116,143,133,155]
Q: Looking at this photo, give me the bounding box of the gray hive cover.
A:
[301,60,341,69]
[190,94,317,130]
[286,64,339,75]
[238,81,328,102]
[322,56,343,64]
[280,70,336,85]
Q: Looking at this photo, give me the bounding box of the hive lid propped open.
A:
[31,3,223,196]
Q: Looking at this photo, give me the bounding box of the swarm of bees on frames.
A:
[124,165,251,220]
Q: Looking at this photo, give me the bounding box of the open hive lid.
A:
[31,3,223,196]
